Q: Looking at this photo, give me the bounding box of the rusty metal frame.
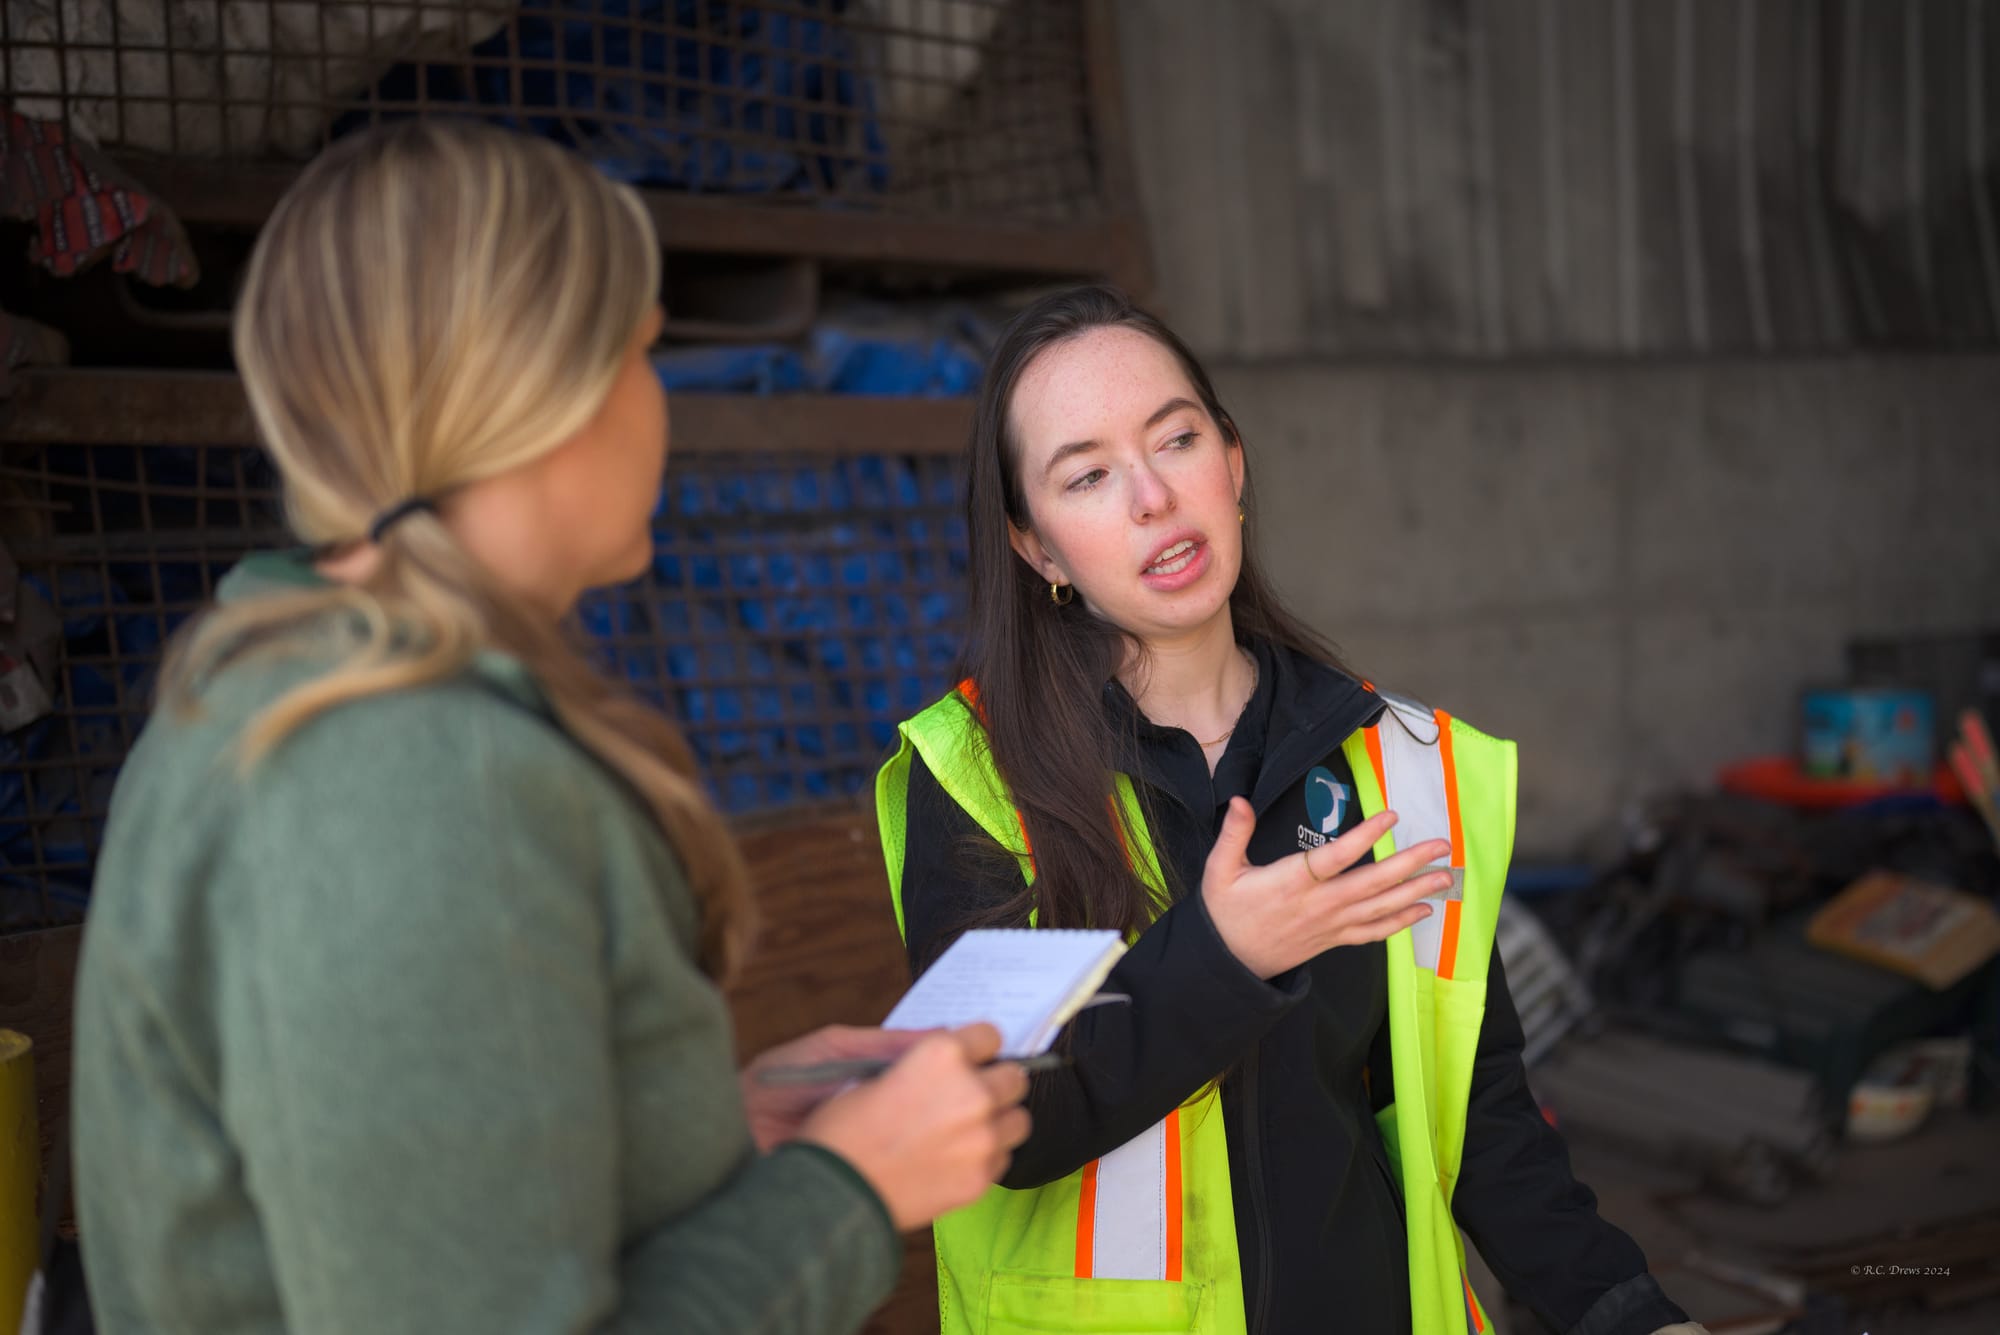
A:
[113,151,1130,277]
[3,369,971,454]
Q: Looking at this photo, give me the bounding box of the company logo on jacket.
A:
[1298,765,1351,851]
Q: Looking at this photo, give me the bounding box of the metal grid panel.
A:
[0,441,969,934]
[0,442,280,933]
[581,450,967,812]
[2,0,1102,223]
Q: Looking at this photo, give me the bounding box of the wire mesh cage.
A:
[2,0,1106,223]
[596,448,968,811]
[0,439,970,935]
[1,442,277,933]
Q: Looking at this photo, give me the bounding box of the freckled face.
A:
[1006,326,1245,644]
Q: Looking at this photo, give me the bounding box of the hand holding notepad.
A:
[756,929,1126,1085]
[882,929,1127,1056]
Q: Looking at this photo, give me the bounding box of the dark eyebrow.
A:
[1042,438,1097,479]
[1041,397,1202,479]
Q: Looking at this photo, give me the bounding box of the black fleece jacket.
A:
[899,638,1690,1335]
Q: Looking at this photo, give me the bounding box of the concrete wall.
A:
[1111,0,2000,856]
[1221,356,2000,856]
[1112,0,2000,358]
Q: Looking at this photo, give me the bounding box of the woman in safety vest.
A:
[877,285,1707,1335]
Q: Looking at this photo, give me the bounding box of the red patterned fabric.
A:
[1,108,199,391]
[2,110,198,283]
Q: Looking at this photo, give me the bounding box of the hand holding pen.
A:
[784,1023,1034,1230]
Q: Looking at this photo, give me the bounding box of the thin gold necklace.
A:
[1194,651,1258,748]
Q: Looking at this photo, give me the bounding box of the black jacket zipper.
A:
[1241,1046,1273,1335]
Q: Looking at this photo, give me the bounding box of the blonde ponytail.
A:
[164,121,750,976]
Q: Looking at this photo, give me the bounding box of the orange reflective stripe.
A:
[1464,1270,1485,1332]
[1435,710,1465,860]
[1436,900,1465,982]
[1074,1159,1100,1277]
[1363,723,1387,795]
[1163,1107,1183,1281]
[1435,710,1465,980]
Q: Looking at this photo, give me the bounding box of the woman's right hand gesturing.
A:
[798,1023,1031,1230]
[1201,799,1451,979]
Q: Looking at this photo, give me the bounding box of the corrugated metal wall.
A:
[1119,0,2000,359]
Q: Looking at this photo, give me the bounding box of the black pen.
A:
[755,1052,1071,1086]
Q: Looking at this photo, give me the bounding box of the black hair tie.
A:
[367,496,437,544]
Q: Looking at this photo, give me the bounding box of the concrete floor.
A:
[1468,1109,2000,1334]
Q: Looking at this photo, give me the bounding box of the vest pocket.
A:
[986,1274,1207,1334]
[1432,963,1496,1039]
[1429,972,1488,1049]
[1426,971,1490,1197]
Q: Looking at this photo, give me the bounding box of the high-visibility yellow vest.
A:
[876,680,1517,1335]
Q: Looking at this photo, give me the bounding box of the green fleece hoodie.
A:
[72,551,901,1334]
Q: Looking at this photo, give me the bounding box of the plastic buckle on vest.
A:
[1437,866,1466,902]
[1374,687,1441,745]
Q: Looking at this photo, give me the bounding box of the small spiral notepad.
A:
[882,929,1127,1057]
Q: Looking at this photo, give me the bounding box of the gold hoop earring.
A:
[1049,582,1074,606]
[1238,506,1246,525]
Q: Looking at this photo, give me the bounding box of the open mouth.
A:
[1144,538,1202,576]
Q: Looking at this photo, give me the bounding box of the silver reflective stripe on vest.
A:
[1087,1116,1171,1280]
[1372,693,1463,972]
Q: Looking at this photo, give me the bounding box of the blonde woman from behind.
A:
[71,121,1028,1335]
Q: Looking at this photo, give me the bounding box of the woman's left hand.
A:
[739,1025,935,1152]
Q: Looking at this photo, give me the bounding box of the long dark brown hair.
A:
[955,285,1350,939]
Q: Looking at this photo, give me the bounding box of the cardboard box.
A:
[1806,870,2000,991]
